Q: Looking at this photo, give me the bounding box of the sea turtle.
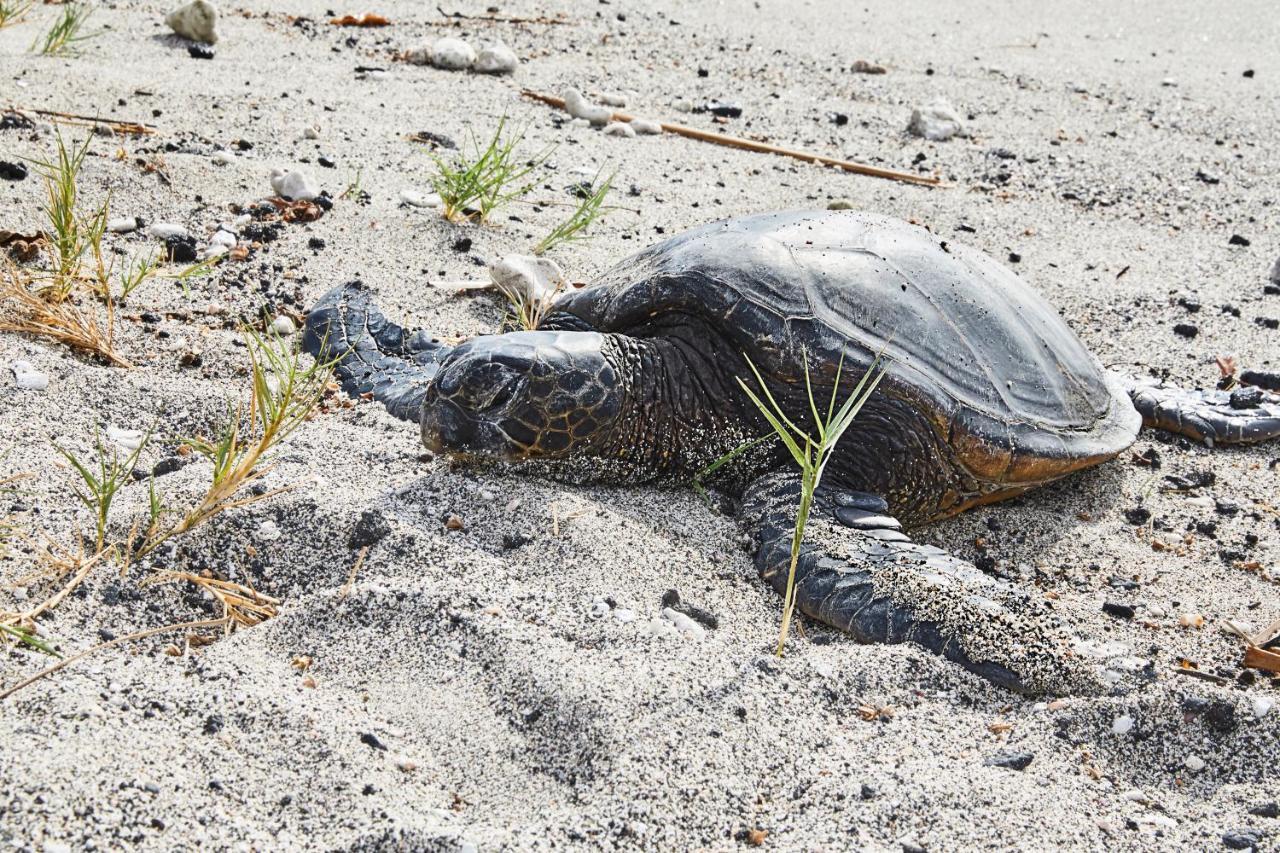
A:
[304,210,1280,693]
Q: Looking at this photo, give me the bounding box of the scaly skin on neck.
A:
[593,333,751,481]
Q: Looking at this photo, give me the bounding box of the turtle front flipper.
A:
[1127,375,1280,446]
[303,282,451,422]
[739,472,1091,695]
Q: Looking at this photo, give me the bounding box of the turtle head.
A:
[420,331,625,464]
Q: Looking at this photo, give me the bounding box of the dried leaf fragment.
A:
[330,13,390,26]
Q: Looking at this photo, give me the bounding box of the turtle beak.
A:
[420,360,527,458]
[421,395,507,457]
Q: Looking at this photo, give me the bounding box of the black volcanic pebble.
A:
[502,532,533,549]
[1222,829,1263,850]
[702,101,743,118]
[1124,506,1151,525]
[152,456,189,477]
[164,235,197,263]
[0,113,35,130]
[983,751,1034,771]
[1228,234,1251,247]
[1250,802,1278,818]
[349,509,391,549]
[1241,369,1280,391]
[0,160,27,181]
[1173,322,1199,338]
[359,732,387,751]
[1103,601,1136,619]
[452,236,472,253]
[188,44,215,59]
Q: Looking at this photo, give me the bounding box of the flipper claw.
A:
[740,472,1090,695]
[304,283,451,422]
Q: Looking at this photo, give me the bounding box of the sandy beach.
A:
[2,0,1278,849]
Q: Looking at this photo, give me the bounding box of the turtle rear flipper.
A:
[303,282,450,422]
[1127,376,1280,446]
[739,473,1092,695]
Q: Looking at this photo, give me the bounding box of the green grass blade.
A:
[0,622,62,658]
[742,355,806,439]
[737,378,806,468]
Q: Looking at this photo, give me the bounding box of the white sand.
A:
[1,1,1278,849]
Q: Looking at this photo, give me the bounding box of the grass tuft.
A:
[27,130,100,300]
[31,1,97,55]
[428,117,551,223]
[53,427,151,552]
[0,622,61,657]
[534,170,614,255]
[134,327,335,557]
[738,349,886,655]
[0,0,33,29]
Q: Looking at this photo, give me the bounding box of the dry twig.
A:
[338,546,369,600]
[7,106,155,136]
[521,89,941,187]
[149,571,279,630]
[433,6,567,25]
[0,617,229,701]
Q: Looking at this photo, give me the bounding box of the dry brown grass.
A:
[0,258,132,367]
[0,538,109,657]
[149,571,279,630]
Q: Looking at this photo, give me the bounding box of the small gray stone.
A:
[1223,829,1263,850]
[629,118,662,135]
[983,750,1034,771]
[563,89,612,126]
[428,38,476,71]
[270,168,319,201]
[473,41,517,74]
[149,222,189,240]
[166,0,219,44]
[908,98,965,141]
[11,360,49,391]
[269,315,296,336]
[603,122,636,138]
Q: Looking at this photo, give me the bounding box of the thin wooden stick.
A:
[1244,645,1280,675]
[434,6,568,25]
[0,617,229,701]
[339,546,368,601]
[1171,667,1229,686]
[1252,617,1280,647]
[7,107,155,136]
[521,90,941,188]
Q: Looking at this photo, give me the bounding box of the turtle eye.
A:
[452,361,521,412]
